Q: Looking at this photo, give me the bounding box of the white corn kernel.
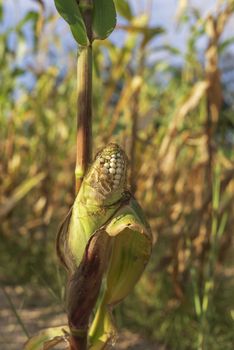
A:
[109,168,116,174]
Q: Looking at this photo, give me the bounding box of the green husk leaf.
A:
[105,198,152,303]
[88,304,116,350]
[93,0,117,40]
[62,190,123,273]
[58,144,129,273]
[89,196,152,348]
[24,326,69,350]
[54,0,88,45]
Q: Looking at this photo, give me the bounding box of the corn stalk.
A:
[75,0,93,193]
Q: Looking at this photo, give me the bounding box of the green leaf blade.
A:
[93,0,117,40]
[54,0,88,45]
[70,22,88,46]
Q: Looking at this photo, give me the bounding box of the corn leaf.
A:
[93,0,116,40]
[54,0,88,45]
[24,326,69,350]
[89,196,152,348]
[0,172,46,219]
[118,24,165,37]
[66,229,112,337]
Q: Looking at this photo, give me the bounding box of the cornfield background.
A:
[0,0,234,349]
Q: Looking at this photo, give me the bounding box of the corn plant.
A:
[23,1,152,349]
[1,0,234,349]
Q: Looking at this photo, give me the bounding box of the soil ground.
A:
[0,286,164,350]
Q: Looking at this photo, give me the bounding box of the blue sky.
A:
[2,0,234,89]
[3,0,234,49]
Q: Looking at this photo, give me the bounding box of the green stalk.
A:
[75,45,93,193]
[71,2,93,349]
[75,0,93,194]
[72,46,93,347]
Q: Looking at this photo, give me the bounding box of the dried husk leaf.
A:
[158,81,209,174]
[66,229,112,333]
[88,196,152,349]
[24,326,69,350]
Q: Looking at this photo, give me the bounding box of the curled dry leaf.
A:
[158,81,210,170]
[24,326,69,350]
